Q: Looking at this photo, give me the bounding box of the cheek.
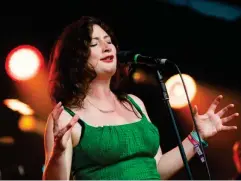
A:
[111,44,117,54]
[88,49,100,67]
[111,45,117,63]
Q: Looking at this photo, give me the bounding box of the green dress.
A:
[64,95,161,180]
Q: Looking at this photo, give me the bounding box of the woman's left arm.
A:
[129,94,239,180]
[155,137,195,180]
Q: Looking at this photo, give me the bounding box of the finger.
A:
[217,104,234,117]
[54,125,74,149]
[52,102,63,119]
[51,102,62,123]
[54,106,64,121]
[222,113,239,123]
[221,125,237,131]
[207,95,223,113]
[52,106,64,133]
[193,105,198,116]
[63,125,74,141]
[53,102,62,114]
[56,115,79,139]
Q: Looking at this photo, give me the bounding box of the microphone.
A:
[117,51,169,67]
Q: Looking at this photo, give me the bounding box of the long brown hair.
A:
[48,16,140,117]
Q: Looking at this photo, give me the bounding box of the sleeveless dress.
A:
[64,95,161,180]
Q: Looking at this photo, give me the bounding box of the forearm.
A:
[157,137,196,180]
[43,152,69,180]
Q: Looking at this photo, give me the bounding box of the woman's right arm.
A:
[42,103,79,180]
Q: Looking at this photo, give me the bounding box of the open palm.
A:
[193,95,239,140]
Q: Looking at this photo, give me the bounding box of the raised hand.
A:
[193,95,239,140]
[51,102,79,154]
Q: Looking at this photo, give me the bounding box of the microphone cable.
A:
[170,61,212,180]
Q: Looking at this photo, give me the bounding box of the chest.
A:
[71,101,142,147]
[73,121,160,166]
[80,101,142,127]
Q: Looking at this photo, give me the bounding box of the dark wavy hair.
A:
[48,16,139,116]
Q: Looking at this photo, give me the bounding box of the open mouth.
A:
[100,55,114,62]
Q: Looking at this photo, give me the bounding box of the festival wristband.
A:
[188,135,205,163]
[190,130,208,148]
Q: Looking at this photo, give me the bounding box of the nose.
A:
[101,41,111,53]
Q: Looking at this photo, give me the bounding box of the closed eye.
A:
[90,44,97,47]
[90,40,112,47]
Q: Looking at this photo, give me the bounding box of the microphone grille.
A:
[160,59,168,64]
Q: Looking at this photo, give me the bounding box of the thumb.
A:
[193,105,199,116]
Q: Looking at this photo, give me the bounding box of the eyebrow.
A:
[92,35,110,40]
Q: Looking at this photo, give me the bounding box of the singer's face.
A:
[87,24,117,78]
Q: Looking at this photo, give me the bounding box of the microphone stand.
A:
[156,69,194,180]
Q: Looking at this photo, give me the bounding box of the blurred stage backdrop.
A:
[0,0,241,179]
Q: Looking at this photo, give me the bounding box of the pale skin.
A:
[43,24,239,180]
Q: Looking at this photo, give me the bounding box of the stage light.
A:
[0,136,15,145]
[132,69,156,84]
[133,72,142,82]
[5,45,43,81]
[3,99,34,115]
[18,115,36,132]
[165,74,197,109]
[17,115,45,135]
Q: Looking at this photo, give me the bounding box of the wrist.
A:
[190,130,208,148]
[188,132,207,163]
[51,149,66,160]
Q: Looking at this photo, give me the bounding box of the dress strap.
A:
[126,95,144,117]
[63,107,85,127]
[64,106,75,116]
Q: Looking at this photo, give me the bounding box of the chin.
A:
[104,69,116,76]
[95,69,116,79]
[103,66,116,74]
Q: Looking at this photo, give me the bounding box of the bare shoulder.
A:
[128,94,145,107]
[46,107,76,128]
[127,94,154,123]
[127,94,147,112]
[59,109,75,123]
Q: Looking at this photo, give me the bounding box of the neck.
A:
[87,77,112,100]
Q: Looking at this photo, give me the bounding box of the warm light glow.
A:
[233,141,241,173]
[133,72,142,81]
[3,99,34,115]
[133,69,150,84]
[18,115,36,132]
[0,136,15,144]
[5,45,43,81]
[172,83,184,97]
[233,141,241,152]
[165,74,197,109]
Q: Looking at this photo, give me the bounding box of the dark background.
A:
[0,0,241,179]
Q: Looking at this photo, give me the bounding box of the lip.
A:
[100,55,114,63]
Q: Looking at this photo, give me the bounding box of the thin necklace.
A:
[86,95,116,113]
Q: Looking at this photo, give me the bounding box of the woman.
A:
[43,16,239,180]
